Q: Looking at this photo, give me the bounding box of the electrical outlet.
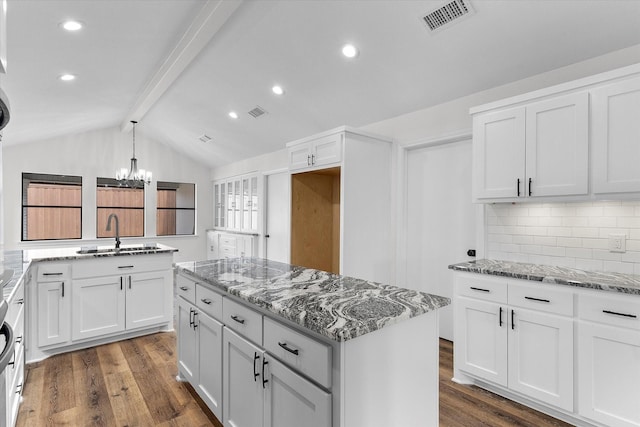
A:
[608,234,626,253]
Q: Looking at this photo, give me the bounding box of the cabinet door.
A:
[508,308,574,411]
[226,181,235,229]
[241,176,253,231]
[455,296,507,386]
[126,270,171,330]
[312,133,342,167]
[72,276,125,341]
[233,179,242,230]
[250,175,259,232]
[525,92,589,197]
[473,107,525,199]
[223,328,264,427]
[177,298,198,383]
[37,280,70,347]
[592,76,640,194]
[288,143,312,171]
[214,182,224,228]
[197,311,224,421]
[263,356,331,427]
[578,322,640,427]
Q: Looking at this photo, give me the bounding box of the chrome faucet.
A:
[106,213,121,249]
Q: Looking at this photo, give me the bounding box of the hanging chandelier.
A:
[115,120,152,187]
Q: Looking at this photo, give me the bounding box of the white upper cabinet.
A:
[592,76,640,194]
[473,92,589,201]
[214,173,261,233]
[288,133,343,172]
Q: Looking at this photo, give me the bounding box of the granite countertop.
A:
[176,258,450,342]
[2,244,178,298]
[449,259,640,295]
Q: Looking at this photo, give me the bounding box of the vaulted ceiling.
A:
[3,0,640,169]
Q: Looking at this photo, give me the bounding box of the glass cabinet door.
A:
[226,181,234,229]
[214,183,220,227]
[242,177,250,230]
[219,182,226,228]
[250,176,258,232]
[233,179,241,229]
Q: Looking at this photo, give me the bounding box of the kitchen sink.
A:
[76,246,156,255]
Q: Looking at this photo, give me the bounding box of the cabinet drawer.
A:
[223,298,262,345]
[220,246,236,258]
[264,317,332,389]
[196,284,223,320]
[579,292,640,330]
[72,254,172,279]
[219,235,237,248]
[5,281,24,329]
[508,281,574,316]
[37,263,70,281]
[456,275,507,303]
[176,274,196,304]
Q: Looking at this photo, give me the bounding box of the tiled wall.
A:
[486,201,640,275]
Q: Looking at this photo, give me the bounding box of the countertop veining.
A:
[449,259,640,295]
[176,257,450,342]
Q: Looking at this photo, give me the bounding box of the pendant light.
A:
[115,120,152,187]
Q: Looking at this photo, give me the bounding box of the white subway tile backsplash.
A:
[486,201,640,275]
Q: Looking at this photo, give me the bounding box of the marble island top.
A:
[449,259,640,295]
[176,258,450,342]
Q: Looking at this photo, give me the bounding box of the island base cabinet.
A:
[177,298,197,383]
[578,322,640,427]
[264,357,331,427]
[223,328,264,427]
[125,270,172,330]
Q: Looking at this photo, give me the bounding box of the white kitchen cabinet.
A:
[454,275,574,412]
[578,292,640,427]
[208,230,258,260]
[288,127,393,284]
[126,270,172,330]
[288,133,342,172]
[473,92,589,200]
[35,264,71,348]
[264,355,331,427]
[592,75,640,194]
[177,275,224,421]
[72,275,126,340]
[214,173,261,233]
[206,230,219,260]
[5,275,25,427]
[223,327,265,427]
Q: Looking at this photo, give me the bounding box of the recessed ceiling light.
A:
[61,20,83,31]
[229,111,238,119]
[272,85,284,95]
[59,74,76,81]
[342,44,359,58]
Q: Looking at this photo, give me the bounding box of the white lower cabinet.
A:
[177,272,332,427]
[455,275,574,413]
[177,296,224,420]
[73,275,126,340]
[222,327,331,427]
[37,279,71,347]
[578,292,640,427]
[223,328,265,427]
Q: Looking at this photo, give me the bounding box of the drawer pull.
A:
[231,315,245,324]
[201,298,213,305]
[61,281,65,298]
[179,286,189,291]
[603,309,637,319]
[524,296,550,303]
[118,265,134,269]
[43,272,63,276]
[499,307,503,327]
[278,342,300,356]
[16,299,24,305]
[189,308,195,328]
[253,352,260,382]
[511,309,515,330]
[470,287,490,293]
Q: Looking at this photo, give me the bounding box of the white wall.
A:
[3,126,212,262]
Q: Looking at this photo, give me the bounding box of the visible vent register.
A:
[248,105,267,118]
[198,134,212,143]
[422,0,474,33]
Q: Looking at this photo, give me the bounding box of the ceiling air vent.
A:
[422,0,474,33]
[248,105,267,119]
[198,134,212,143]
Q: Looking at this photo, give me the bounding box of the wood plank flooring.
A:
[17,333,574,426]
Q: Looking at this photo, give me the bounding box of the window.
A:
[157,181,195,236]
[22,173,82,241]
[97,178,144,238]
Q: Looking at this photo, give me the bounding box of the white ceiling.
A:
[3,0,640,169]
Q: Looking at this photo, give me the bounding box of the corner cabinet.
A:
[592,75,640,194]
[473,92,589,201]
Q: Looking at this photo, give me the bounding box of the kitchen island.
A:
[175,257,450,427]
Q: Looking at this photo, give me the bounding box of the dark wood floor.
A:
[17,333,573,426]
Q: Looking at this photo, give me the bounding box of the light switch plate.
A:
[608,234,626,253]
